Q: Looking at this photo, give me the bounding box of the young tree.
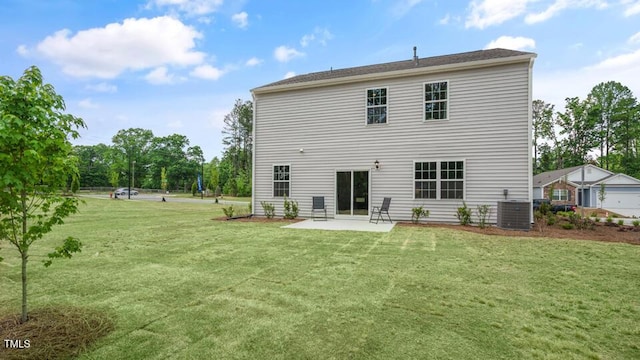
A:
[598,184,607,208]
[0,66,85,322]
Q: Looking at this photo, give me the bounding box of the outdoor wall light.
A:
[503,188,508,199]
[374,160,380,170]
[299,148,304,153]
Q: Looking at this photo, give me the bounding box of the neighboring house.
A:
[533,164,640,217]
[251,48,536,222]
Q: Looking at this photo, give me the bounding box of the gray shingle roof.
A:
[533,166,584,187]
[254,48,535,91]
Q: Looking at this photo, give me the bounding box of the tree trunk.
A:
[21,251,28,323]
[20,191,29,323]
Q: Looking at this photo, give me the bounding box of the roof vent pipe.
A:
[413,46,419,66]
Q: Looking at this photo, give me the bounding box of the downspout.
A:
[527,57,535,223]
[251,92,257,216]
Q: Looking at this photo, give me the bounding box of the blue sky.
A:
[2,0,639,161]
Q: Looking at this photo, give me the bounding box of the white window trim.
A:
[423,80,449,122]
[413,159,465,200]
[365,86,389,125]
[272,164,291,198]
[552,189,568,201]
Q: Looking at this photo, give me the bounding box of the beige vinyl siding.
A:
[253,62,531,222]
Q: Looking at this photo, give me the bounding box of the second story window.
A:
[366,88,387,124]
[424,81,448,120]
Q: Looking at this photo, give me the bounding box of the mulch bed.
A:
[399,221,640,245]
[213,215,640,245]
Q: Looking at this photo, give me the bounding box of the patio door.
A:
[336,170,369,217]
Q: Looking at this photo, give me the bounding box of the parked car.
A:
[532,199,576,213]
[115,188,138,196]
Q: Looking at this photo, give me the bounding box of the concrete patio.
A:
[282,219,396,232]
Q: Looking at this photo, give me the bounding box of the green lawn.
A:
[1,198,639,359]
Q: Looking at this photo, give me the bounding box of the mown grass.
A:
[0,197,639,359]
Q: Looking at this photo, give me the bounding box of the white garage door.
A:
[602,192,640,217]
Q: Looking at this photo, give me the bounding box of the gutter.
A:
[252,54,537,95]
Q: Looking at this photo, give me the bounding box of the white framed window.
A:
[424,81,448,121]
[552,189,569,201]
[414,160,464,200]
[366,87,388,124]
[440,161,464,199]
[414,162,437,199]
[273,165,290,197]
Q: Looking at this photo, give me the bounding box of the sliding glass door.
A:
[336,170,369,217]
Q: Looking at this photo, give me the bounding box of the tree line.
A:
[75,99,253,196]
[533,81,640,178]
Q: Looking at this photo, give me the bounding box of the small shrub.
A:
[594,217,600,222]
[538,202,552,215]
[617,219,624,226]
[411,206,430,224]
[476,205,491,229]
[567,212,595,230]
[546,213,557,226]
[456,202,472,225]
[534,210,547,233]
[283,196,299,220]
[606,216,613,224]
[590,211,598,217]
[222,205,234,219]
[191,181,197,196]
[632,220,640,227]
[562,223,574,230]
[261,201,275,219]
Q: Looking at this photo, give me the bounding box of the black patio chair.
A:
[312,196,327,221]
[369,197,392,224]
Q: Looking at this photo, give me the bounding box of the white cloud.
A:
[78,98,99,109]
[36,16,205,79]
[245,57,263,66]
[300,34,315,47]
[146,0,223,16]
[231,12,248,28]
[190,64,225,80]
[525,0,608,24]
[485,36,536,50]
[284,71,296,79]
[16,44,29,56]
[439,14,451,25]
[86,82,117,93]
[535,49,640,109]
[586,48,640,70]
[466,0,531,29]
[145,66,181,84]
[300,27,333,47]
[629,31,640,44]
[466,0,610,28]
[274,46,304,62]
[623,0,640,16]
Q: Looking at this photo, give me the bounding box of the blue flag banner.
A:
[197,175,202,192]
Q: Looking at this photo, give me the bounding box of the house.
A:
[250,48,536,222]
[533,165,640,217]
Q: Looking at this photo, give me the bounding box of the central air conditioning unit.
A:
[497,201,531,230]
